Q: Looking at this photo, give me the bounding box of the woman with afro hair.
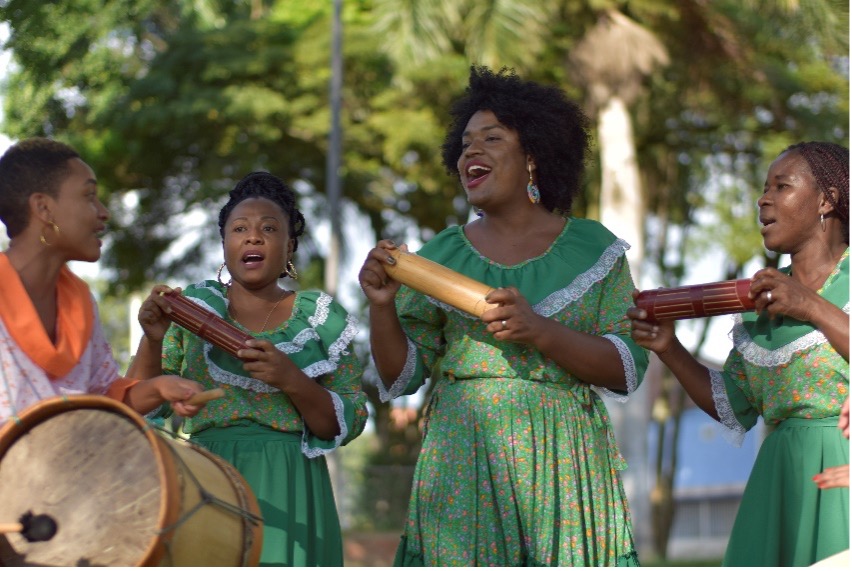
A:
[129,172,369,566]
[359,66,648,566]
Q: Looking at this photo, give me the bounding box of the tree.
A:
[2,0,847,549]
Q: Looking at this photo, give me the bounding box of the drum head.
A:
[0,406,163,566]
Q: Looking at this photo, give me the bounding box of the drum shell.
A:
[0,395,263,567]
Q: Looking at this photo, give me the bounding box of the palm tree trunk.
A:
[598,95,644,282]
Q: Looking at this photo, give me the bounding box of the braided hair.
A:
[218,172,306,276]
[441,66,590,215]
[783,141,849,243]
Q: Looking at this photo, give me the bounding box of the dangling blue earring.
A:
[527,164,541,204]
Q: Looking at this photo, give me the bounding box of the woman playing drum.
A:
[0,137,206,426]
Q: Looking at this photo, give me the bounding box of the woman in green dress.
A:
[358,67,649,566]
[629,141,849,566]
[129,172,369,566]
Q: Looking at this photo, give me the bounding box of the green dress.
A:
[711,250,849,566]
[157,281,369,566]
[380,219,650,566]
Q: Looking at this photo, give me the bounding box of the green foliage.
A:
[2,0,847,552]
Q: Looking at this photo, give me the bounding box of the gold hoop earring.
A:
[217,262,231,287]
[39,222,60,246]
[820,213,826,232]
[285,260,299,280]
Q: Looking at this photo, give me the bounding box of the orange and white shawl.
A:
[0,253,134,423]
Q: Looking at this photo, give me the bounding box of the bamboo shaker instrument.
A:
[382,250,500,318]
[635,278,756,322]
[161,290,255,358]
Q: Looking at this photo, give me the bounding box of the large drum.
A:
[0,395,263,566]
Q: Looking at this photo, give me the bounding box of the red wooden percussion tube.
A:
[635,278,756,322]
[161,291,255,358]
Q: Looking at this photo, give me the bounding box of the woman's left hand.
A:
[749,267,819,321]
[237,339,297,391]
[481,286,545,345]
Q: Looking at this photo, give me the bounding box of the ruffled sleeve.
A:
[296,292,369,457]
[710,346,758,447]
[376,284,446,402]
[589,251,649,401]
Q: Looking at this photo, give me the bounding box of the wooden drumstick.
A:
[185,388,226,406]
[0,523,23,534]
[0,512,57,542]
[382,250,500,318]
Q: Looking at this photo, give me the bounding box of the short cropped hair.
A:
[0,137,81,237]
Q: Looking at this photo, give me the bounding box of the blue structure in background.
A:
[648,407,765,560]
[672,408,762,488]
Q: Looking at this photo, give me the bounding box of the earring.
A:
[820,213,826,232]
[285,260,299,280]
[527,164,541,204]
[39,222,60,246]
[217,262,231,287]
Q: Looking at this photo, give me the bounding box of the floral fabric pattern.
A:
[160,281,368,454]
[714,250,849,433]
[387,219,649,566]
[0,299,119,423]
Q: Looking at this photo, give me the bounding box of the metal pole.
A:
[325,0,346,529]
[324,0,343,298]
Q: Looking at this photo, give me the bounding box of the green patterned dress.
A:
[380,219,649,566]
[156,281,369,566]
[711,250,849,566]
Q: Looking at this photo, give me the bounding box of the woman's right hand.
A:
[138,284,180,343]
[358,240,405,307]
[627,289,677,354]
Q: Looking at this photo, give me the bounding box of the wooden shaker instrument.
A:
[635,278,756,322]
[382,250,500,318]
[161,290,255,358]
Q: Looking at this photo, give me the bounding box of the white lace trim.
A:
[204,344,279,393]
[732,302,850,367]
[426,239,630,319]
[309,293,333,328]
[203,300,360,394]
[301,389,348,458]
[185,295,226,317]
[591,334,637,403]
[708,368,746,447]
[327,314,359,363]
[535,239,630,316]
[377,337,418,402]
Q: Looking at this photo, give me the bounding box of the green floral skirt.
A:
[724,417,849,566]
[394,378,639,566]
[190,421,342,566]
